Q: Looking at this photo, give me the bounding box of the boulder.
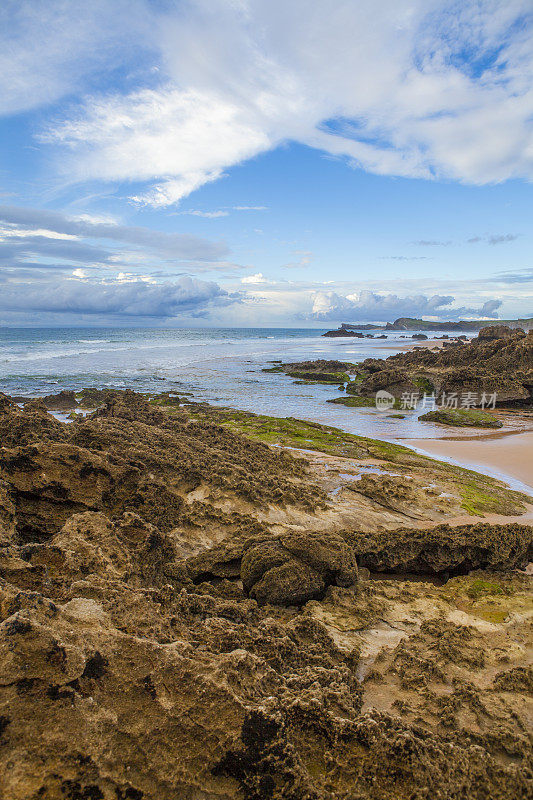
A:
[241,532,358,606]
[438,368,529,405]
[247,557,326,606]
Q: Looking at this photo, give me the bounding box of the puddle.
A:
[328,465,403,496]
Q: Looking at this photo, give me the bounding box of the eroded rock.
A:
[344,522,533,574]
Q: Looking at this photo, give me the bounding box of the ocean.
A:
[2,324,532,496]
[0,325,467,440]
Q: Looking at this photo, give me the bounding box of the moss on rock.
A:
[419,408,503,428]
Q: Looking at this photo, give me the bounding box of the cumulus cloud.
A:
[310,289,502,322]
[241,273,269,284]
[0,274,235,319]
[27,0,533,205]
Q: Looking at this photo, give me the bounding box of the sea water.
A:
[0,326,463,440]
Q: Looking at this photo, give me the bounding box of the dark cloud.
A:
[311,290,502,322]
[478,299,503,316]
[0,205,229,261]
[0,275,238,319]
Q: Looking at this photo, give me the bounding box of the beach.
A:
[404,430,533,491]
[1,385,532,800]
[0,326,532,799]
[1,326,531,493]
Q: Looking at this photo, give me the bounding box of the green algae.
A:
[420,408,503,428]
[152,398,528,517]
[466,579,508,600]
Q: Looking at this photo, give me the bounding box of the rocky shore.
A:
[328,316,533,333]
[0,389,532,799]
[279,327,533,416]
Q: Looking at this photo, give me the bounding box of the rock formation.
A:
[0,392,531,799]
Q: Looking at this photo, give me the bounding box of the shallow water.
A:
[0,326,464,441]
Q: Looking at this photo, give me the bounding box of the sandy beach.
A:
[404,430,533,493]
[377,337,450,351]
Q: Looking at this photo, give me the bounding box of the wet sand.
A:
[404,431,533,495]
[377,338,455,352]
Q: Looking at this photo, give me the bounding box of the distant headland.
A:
[323,316,533,336]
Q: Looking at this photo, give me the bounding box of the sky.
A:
[0,0,532,327]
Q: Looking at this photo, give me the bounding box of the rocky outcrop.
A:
[357,369,421,399]
[186,531,359,606]
[419,408,503,428]
[186,521,532,589]
[0,391,532,800]
[0,393,69,447]
[477,324,521,341]
[275,359,354,383]
[323,328,364,337]
[0,392,324,547]
[344,522,533,574]
[40,390,78,410]
[373,326,533,407]
[437,367,530,404]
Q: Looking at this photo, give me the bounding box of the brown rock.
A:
[358,369,422,399]
[241,532,358,606]
[249,558,326,605]
[343,522,533,574]
[477,325,522,340]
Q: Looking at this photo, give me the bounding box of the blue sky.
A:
[0,0,532,327]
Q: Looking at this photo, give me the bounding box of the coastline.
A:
[1,386,532,799]
[402,431,533,495]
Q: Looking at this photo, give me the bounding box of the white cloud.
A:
[185,210,229,218]
[31,0,533,205]
[46,87,270,207]
[241,272,269,284]
[0,0,151,116]
[179,205,266,217]
[310,289,502,322]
